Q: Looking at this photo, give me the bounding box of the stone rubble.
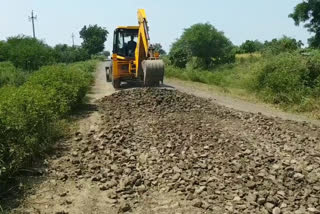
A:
[50,88,320,213]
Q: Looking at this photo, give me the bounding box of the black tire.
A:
[111,68,120,89]
[106,68,111,82]
[112,78,121,89]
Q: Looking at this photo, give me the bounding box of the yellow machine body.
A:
[106,9,164,88]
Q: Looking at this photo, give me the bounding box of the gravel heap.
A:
[57,88,320,213]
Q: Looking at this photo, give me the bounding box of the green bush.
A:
[6,36,55,71]
[53,44,90,63]
[306,51,320,89]
[0,60,96,187]
[0,85,59,179]
[26,63,94,114]
[0,62,27,87]
[69,60,97,73]
[254,53,313,104]
[166,66,187,80]
[263,36,303,56]
[0,41,9,62]
[166,59,258,89]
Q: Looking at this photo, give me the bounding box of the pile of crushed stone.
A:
[52,88,320,214]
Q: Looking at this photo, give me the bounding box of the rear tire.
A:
[112,78,121,89]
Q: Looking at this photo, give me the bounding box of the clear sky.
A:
[0,0,311,52]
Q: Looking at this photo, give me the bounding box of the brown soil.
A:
[11,64,320,214]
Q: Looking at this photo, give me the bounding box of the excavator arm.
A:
[135,9,164,86]
[135,9,149,61]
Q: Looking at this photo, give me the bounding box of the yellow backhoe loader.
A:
[106,9,165,89]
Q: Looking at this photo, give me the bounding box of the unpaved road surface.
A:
[166,78,320,126]
[12,64,320,214]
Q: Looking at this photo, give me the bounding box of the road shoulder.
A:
[166,78,320,126]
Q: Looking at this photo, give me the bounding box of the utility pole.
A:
[72,33,75,47]
[28,10,37,38]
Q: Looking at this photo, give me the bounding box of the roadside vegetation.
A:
[165,1,320,118]
[0,62,27,87]
[0,61,96,189]
[0,24,108,200]
[166,49,320,117]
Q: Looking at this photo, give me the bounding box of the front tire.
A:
[111,66,120,88]
[106,68,111,82]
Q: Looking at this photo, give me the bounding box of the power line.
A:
[28,10,37,39]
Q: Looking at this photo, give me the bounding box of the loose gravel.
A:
[51,88,320,214]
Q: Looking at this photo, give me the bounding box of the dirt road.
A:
[12,63,320,214]
[166,78,320,126]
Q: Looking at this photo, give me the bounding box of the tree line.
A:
[166,0,320,69]
[0,25,109,71]
[164,0,320,119]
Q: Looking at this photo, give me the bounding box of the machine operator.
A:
[127,35,137,57]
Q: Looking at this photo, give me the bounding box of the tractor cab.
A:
[113,27,139,58]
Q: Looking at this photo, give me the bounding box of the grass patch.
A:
[166,59,260,89]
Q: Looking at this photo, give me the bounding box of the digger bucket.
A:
[142,60,165,87]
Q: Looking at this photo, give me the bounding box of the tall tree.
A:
[80,25,108,55]
[169,23,235,68]
[239,40,264,53]
[289,0,320,48]
[152,43,167,55]
[169,39,191,68]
